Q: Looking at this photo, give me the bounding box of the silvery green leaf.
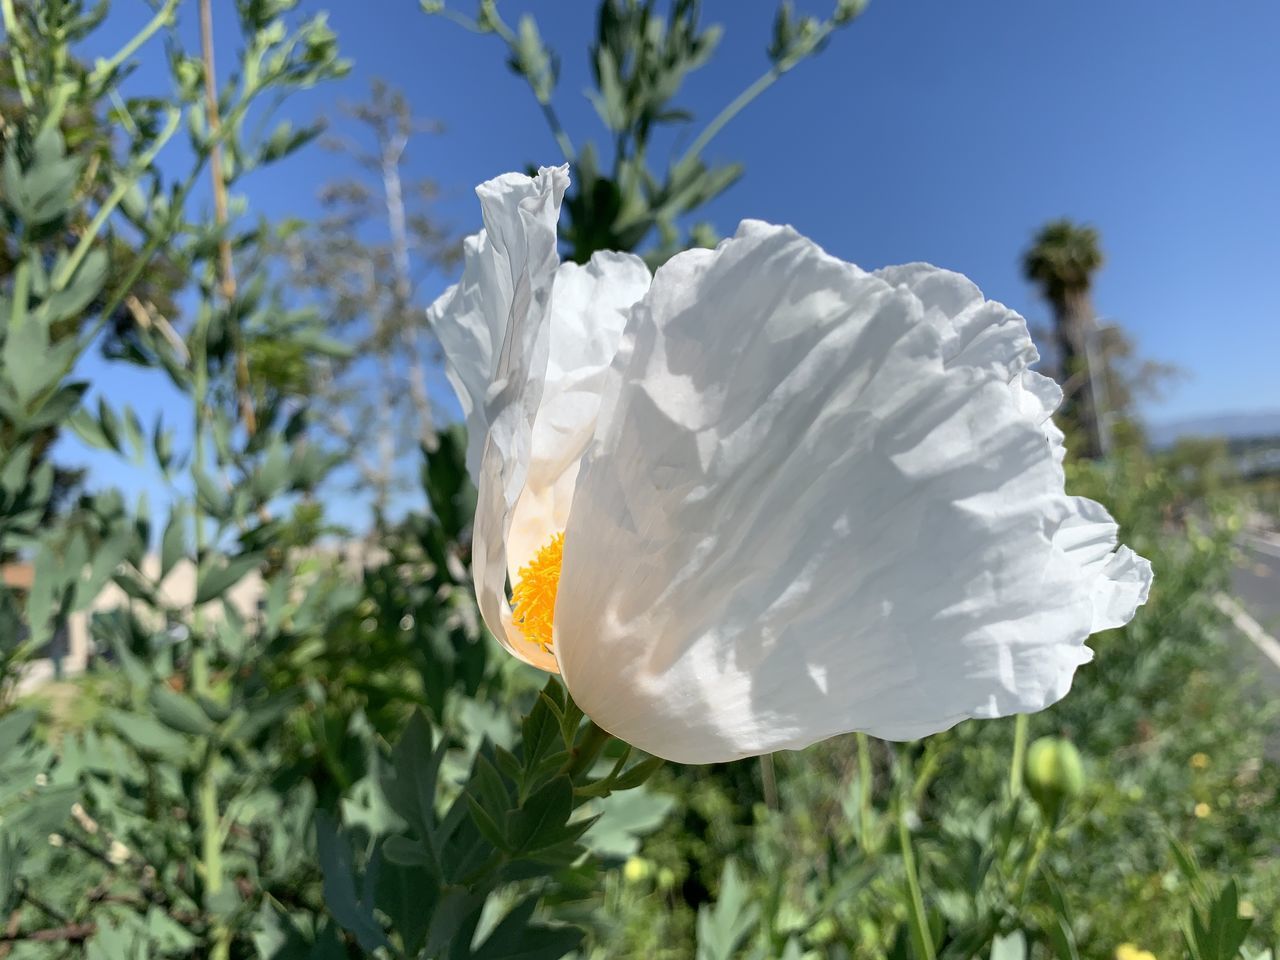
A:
[696,860,759,960]
[149,685,215,737]
[86,920,151,960]
[990,932,1027,960]
[580,787,676,860]
[0,710,37,760]
[103,708,190,762]
[195,552,263,605]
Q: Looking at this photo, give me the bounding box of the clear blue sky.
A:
[56,0,1280,521]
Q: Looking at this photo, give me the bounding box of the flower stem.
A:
[567,721,611,780]
[897,797,936,960]
[1009,713,1029,800]
[856,732,874,849]
[0,0,34,109]
[759,753,778,810]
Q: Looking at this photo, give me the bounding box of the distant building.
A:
[4,544,381,692]
[3,556,266,692]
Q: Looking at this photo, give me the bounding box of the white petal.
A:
[507,252,650,582]
[430,167,568,670]
[554,222,1152,762]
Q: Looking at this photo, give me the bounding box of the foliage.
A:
[0,2,1273,959]
[426,0,868,264]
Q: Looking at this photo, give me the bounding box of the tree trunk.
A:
[1053,287,1104,459]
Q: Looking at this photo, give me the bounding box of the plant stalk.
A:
[199,0,256,437]
[897,798,936,960]
[1009,713,1029,800]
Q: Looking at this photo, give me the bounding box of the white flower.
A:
[428,166,1153,764]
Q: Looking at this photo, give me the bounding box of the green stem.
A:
[1014,823,1051,907]
[566,721,611,780]
[52,107,182,292]
[0,0,35,109]
[198,752,230,960]
[1009,713,1029,801]
[10,260,30,329]
[675,21,835,172]
[539,103,575,164]
[856,732,874,849]
[486,7,575,162]
[87,0,179,95]
[897,799,936,960]
[760,753,779,811]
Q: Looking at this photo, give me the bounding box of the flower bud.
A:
[1025,736,1085,821]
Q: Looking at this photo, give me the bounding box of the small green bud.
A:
[1025,736,1085,821]
[834,0,869,24]
[175,57,204,98]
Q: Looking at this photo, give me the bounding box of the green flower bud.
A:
[1025,736,1085,821]
[835,0,870,24]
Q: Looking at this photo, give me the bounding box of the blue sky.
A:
[56,0,1280,521]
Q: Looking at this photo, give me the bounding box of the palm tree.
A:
[1022,219,1106,459]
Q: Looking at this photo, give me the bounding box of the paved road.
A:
[1235,533,1280,634]
[1227,533,1280,757]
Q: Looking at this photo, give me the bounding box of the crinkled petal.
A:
[507,252,650,582]
[554,221,1152,762]
[430,166,568,670]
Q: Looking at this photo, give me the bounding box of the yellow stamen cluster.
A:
[511,531,565,652]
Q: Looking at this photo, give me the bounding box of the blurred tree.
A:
[1023,220,1181,456]
[1022,219,1106,458]
[280,80,459,525]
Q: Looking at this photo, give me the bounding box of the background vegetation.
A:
[0,1,1276,958]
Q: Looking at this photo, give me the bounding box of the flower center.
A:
[511,531,564,652]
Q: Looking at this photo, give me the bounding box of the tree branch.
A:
[199,0,256,436]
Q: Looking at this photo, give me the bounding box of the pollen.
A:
[511,531,565,652]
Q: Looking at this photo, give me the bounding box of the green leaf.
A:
[385,711,447,848]
[160,505,187,581]
[8,783,78,838]
[506,776,573,857]
[990,932,1027,960]
[0,442,34,497]
[609,754,665,792]
[87,919,151,960]
[1202,880,1251,960]
[2,315,55,405]
[195,552,263,605]
[0,831,16,915]
[0,709,37,759]
[374,860,436,957]
[68,407,115,450]
[581,787,676,859]
[149,685,215,736]
[315,811,393,954]
[469,896,582,960]
[696,860,759,960]
[41,248,108,323]
[193,466,230,517]
[103,708,190,761]
[253,440,290,501]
